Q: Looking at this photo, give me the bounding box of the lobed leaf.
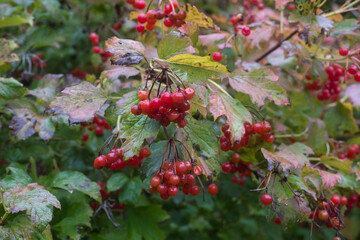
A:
[105,37,145,65]
[157,33,192,59]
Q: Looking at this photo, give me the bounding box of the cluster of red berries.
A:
[133,1,185,33]
[148,160,219,199]
[338,144,359,159]
[330,193,360,210]
[125,0,146,10]
[93,146,151,170]
[80,115,112,141]
[131,88,195,128]
[31,54,47,68]
[338,47,360,82]
[230,15,251,36]
[305,63,344,102]
[71,68,89,80]
[243,0,264,10]
[222,153,253,186]
[220,121,274,152]
[89,32,112,62]
[90,181,125,211]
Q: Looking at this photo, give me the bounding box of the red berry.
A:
[146,10,156,19]
[212,52,222,62]
[193,165,203,176]
[127,157,140,167]
[163,18,173,27]
[252,123,263,134]
[157,184,168,194]
[169,175,180,185]
[106,152,118,164]
[146,23,156,31]
[125,0,135,3]
[82,133,89,141]
[89,32,98,41]
[140,147,151,158]
[222,162,232,173]
[92,46,101,54]
[260,193,273,205]
[176,161,187,174]
[177,118,188,128]
[340,196,348,205]
[172,91,185,104]
[288,3,295,10]
[156,10,165,19]
[208,183,219,195]
[168,186,178,196]
[339,47,349,56]
[138,90,148,100]
[94,126,103,136]
[331,195,340,204]
[131,105,142,115]
[150,98,162,109]
[136,24,145,33]
[134,0,146,9]
[94,155,106,169]
[318,210,329,221]
[184,88,195,100]
[186,174,196,185]
[137,13,147,23]
[264,135,274,143]
[190,185,200,196]
[349,194,359,203]
[151,176,161,187]
[164,4,172,15]
[110,159,126,170]
[241,26,251,36]
[354,72,360,82]
[113,22,122,30]
[177,10,186,20]
[348,65,358,75]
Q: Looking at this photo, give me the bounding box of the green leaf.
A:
[0,215,48,239]
[0,13,33,28]
[178,22,199,46]
[35,118,55,141]
[183,4,215,29]
[183,118,218,158]
[331,19,360,36]
[307,119,328,154]
[208,91,252,142]
[164,54,228,83]
[229,69,289,106]
[126,205,170,240]
[324,102,358,138]
[261,143,313,174]
[158,34,192,59]
[118,177,143,204]
[52,192,93,239]
[49,81,108,124]
[107,173,129,192]
[302,165,341,188]
[0,78,26,99]
[3,183,60,228]
[141,140,168,177]
[0,167,32,190]
[0,39,19,63]
[320,156,352,174]
[105,37,145,65]
[52,171,101,202]
[119,114,161,159]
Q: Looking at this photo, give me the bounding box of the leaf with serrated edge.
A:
[164,54,228,83]
[184,4,215,29]
[49,81,107,124]
[107,173,129,192]
[320,156,352,174]
[302,165,341,188]
[0,167,32,190]
[208,91,252,142]
[105,37,145,65]
[158,34,192,59]
[118,114,161,159]
[52,171,101,202]
[3,183,60,228]
[0,78,26,99]
[229,69,288,106]
[262,143,313,175]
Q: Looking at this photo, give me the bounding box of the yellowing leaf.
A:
[302,165,341,188]
[164,54,228,83]
[0,39,19,63]
[184,4,215,29]
[320,156,352,174]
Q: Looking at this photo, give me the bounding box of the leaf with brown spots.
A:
[302,165,341,188]
[49,81,107,124]
[105,37,145,65]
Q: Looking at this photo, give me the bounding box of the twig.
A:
[255,30,299,62]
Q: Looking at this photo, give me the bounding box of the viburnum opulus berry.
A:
[260,193,273,206]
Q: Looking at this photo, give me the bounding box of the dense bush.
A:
[1,0,360,239]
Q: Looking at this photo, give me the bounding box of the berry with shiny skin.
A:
[260,193,273,205]
[212,52,222,62]
[208,183,219,195]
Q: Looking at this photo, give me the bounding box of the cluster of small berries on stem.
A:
[338,144,359,160]
[148,138,218,199]
[31,53,46,69]
[220,120,274,152]
[80,114,112,141]
[222,152,253,186]
[243,0,264,10]
[93,132,152,170]
[230,14,251,37]
[129,0,185,33]
[89,32,113,62]
[131,66,194,128]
